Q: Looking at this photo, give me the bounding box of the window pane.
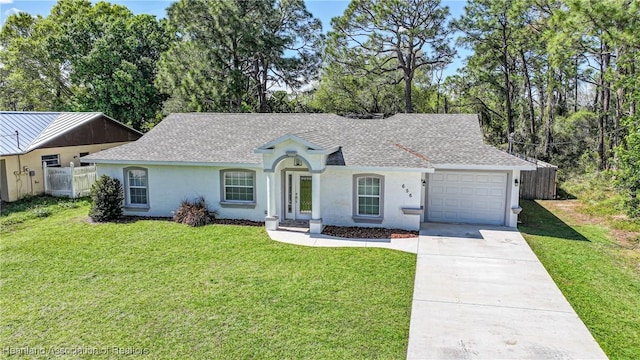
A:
[371,179,380,195]
[129,170,147,187]
[226,186,253,201]
[358,176,380,196]
[129,187,147,204]
[358,196,380,215]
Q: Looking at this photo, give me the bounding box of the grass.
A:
[560,173,640,234]
[519,200,640,359]
[0,195,84,227]
[1,198,416,359]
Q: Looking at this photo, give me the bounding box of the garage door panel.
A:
[490,188,504,196]
[444,199,459,207]
[459,210,475,219]
[460,187,474,195]
[485,201,504,211]
[428,171,507,225]
[430,198,444,207]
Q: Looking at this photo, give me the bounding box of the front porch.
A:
[256,133,331,234]
[264,168,324,234]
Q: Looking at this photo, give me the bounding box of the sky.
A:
[0,0,471,77]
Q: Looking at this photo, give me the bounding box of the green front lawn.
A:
[1,199,416,359]
[519,200,640,359]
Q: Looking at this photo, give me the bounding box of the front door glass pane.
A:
[287,174,293,213]
[299,176,312,214]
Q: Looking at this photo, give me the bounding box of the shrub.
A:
[31,207,51,218]
[58,201,79,209]
[89,175,124,222]
[173,196,213,227]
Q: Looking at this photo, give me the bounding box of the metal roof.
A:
[0,112,104,155]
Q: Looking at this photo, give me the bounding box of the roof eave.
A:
[433,163,537,171]
[85,159,262,168]
[326,165,435,173]
[0,151,26,157]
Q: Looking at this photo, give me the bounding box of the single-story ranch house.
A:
[83,113,536,233]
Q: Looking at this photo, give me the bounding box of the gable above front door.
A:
[254,132,340,174]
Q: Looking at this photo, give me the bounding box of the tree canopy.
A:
[156,0,322,113]
[324,0,454,113]
[0,0,170,130]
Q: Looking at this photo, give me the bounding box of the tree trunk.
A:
[574,56,579,113]
[613,45,628,162]
[545,83,554,159]
[537,79,546,158]
[256,56,268,113]
[598,41,611,170]
[520,50,536,149]
[631,60,636,117]
[501,18,514,139]
[404,70,413,113]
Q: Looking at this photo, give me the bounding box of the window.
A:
[41,154,60,167]
[224,171,254,201]
[220,170,256,207]
[353,174,384,223]
[124,168,149,207]
[79,152,90,166]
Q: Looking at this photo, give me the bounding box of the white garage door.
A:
[427,171,507,225]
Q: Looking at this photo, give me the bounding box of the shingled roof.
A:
[84,113,534,170]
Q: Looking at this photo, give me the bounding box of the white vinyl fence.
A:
[43,162,97,198]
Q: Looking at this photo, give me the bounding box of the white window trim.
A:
[123,167,150,210]
[352,174,384,223]
[219,169,257,208]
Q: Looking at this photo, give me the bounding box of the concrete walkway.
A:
[266,225,607,359]
[267,229,420,254]
[408,223,607,359]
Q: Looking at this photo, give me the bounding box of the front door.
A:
[285,171,312,220]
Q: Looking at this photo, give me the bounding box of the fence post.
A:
[70,161,75,198]
[43,161,48,195]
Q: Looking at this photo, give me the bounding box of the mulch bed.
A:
[322,225,418,239]
[90,216,417,239]
[89,216,264,227]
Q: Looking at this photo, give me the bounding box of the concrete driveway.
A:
[407,223,607,359]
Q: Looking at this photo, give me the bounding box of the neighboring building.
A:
[0,112,142,202]
[84,113,535,233]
